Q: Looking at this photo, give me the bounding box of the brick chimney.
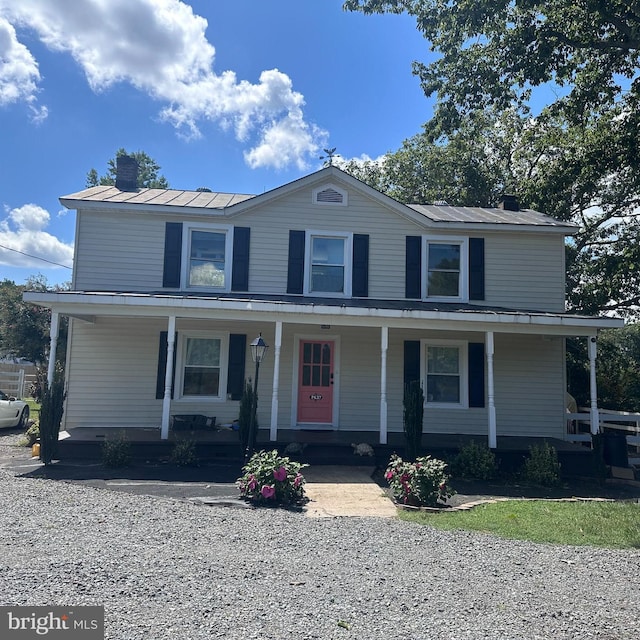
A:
[499,194,519,211]
[115,155,138,191]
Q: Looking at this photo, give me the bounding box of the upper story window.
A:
[423,237,468,300]
[184,224,232,290]
[305,231,353,296]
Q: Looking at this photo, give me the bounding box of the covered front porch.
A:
[28,290,624,452]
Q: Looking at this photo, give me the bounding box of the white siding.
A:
[74,211,166,290]
[73,182,567,312]
[64,317,566,438]
[482,232,566,312]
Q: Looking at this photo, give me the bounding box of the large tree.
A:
[0,277,67,367]
[344,1,640,133]
[86,148,170,189]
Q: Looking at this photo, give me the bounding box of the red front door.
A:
[297,340,334,424]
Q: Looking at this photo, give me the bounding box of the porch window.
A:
[185,224,232,289]
[423,237,468,300]
[423,341,467,407]
[181,336,222,397]
[306,232,352,296]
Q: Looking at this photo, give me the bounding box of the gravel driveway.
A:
[1,433,638,639]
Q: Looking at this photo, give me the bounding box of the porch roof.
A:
[25,290,623,336]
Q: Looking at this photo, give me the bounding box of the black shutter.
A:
[404,340,421,387]
[155,331,177,399]
[352,234,369,297]
[405,236,422,299]
[231,227,250,291]
[287,230,305,294]
[468,342,485,408]
[469,238,485,301]
[162,223,183,288]
[227,334,247,401]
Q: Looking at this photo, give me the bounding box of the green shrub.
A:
[22,422,41,447]
[237,449,308,507]
[450,440,498,480]
[101,433,132,468]
[385,453,455,507]
[403,381,424,461]
[521,442,561,487]
[39,377,65,465]
[170,439,198,467]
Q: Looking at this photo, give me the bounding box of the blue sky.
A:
[0,0,433,287]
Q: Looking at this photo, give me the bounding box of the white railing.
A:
[0,369,35,398]
[567,408,640,448]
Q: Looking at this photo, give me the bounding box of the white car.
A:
[0,390,30,429]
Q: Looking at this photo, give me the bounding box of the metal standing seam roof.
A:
[60,185,576,228]
[60,186,256,210]
[407,203,574,228]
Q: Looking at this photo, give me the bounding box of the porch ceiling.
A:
[24,290,623,336]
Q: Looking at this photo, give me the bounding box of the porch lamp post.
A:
[245,333,269,463]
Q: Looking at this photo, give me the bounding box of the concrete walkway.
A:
[303,465,397,518]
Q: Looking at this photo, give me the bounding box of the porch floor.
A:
[56,426,595,476]
[59,426,587,450]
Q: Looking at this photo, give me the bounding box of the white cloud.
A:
[0,16,42,115]
[0,0,327,169]
[0,204,74,270]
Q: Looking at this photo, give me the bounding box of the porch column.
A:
[160,316,176,440]
[270,321,283,441]
[47,311,60,386]
[588,335,600,435]
[380,326,388,444]
[486,331,497,449]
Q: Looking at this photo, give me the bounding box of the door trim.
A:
[291,333,340,429]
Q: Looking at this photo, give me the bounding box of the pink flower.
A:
[384,470,394,480]
[293,473,303,488]
[273,466,287,482]
[247,475,257,492]
[261,485,275,499]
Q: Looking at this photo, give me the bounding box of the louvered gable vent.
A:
[313,183,347,206]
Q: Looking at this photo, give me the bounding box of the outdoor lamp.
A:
[250,333,269,364]
[245,333,268,462]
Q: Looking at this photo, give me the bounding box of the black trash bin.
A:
[601,430,628,467]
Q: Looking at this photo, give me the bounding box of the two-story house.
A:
[25,160,622,451]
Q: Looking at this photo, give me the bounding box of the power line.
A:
[0,243,73,269]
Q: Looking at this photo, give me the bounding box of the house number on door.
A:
[310,393,323,401]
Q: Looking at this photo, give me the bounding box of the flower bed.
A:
[237,449,308,507]
[384,453,454,508]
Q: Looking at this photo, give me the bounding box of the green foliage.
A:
[101,433,132,468]
[450,440,498,481]
[0,277,68,366]
[403,381,424,461]
[399,500,640,549]
[237,449,308,507]
[521,443,561,487]
[38,376,65,465]
[169,439,198,467]
[86,148,170,189]
[23,422,40,447]
[344,1,640,136]
[385,453,454,507]
[238,379,257,453]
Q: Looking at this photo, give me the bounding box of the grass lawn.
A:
[25,398,41,419]
[399,499,640,549]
